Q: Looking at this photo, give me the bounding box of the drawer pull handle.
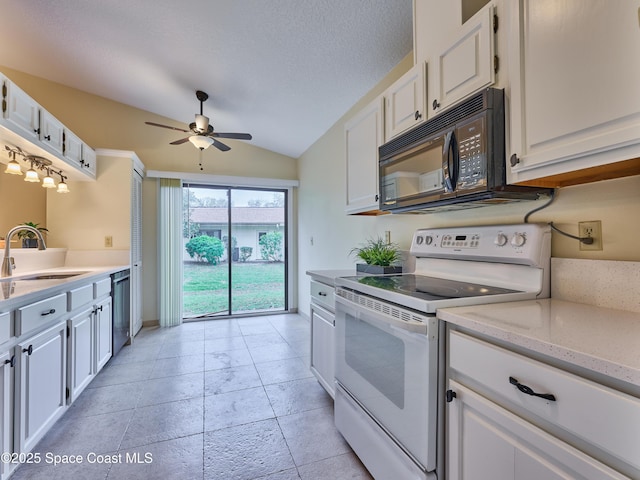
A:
[41,308,56,316]
[318,292,327,297]
[509,376,556,402]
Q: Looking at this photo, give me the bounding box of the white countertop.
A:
[0,265,128,310]
[306,269,356,286]
[438,299,640,390]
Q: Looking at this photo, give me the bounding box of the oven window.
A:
[345,313,405,408]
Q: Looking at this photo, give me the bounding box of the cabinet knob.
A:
[414,110,422,121]
[23,345,33,356]
[375,194,379,202]
[432,99,440,110]
[5,355,15,367]
[510,154,520,167]
[44,134,51,141]
[34,128,40,134]
[445,389,457,403]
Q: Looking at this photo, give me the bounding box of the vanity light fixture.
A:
[56,175,70,193]
[42,169,56,188]
[24,162,40,182]
[4,159,22,175]
[4,145,70,193]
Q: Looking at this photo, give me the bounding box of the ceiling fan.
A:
[145,90,252,152]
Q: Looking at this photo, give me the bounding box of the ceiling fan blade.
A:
[170,137,191,145]
[145,121,189,133]
[211,132,253,140]
[212,139,231,151]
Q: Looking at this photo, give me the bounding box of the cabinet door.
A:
[95,297,112,372]
[40,109,65,155]
[345,96,384,214]
[447,381,629,480]
[67,308,94,403]
[384,62,426,140]
[63,129,83,166]
[81,143,97,179]
[2,80,39,141]
[429,4,494,117]
[16,321,67,454]
[310,303,335,398]
[508,0,640,184]
[0,350,14,480]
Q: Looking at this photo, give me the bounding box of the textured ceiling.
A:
[0,0,413,158]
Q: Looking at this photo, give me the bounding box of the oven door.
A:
[334,290,438,471]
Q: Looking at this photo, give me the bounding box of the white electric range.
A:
[333,223,551,480]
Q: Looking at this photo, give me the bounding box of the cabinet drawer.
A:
[16,293,67,336]
[94,278,111,298]
[449,330,640,471]
[68,284,94,311]
[0,311,11,345]
[310,280,335,311]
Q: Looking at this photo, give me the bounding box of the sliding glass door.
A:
[182,184,287,318]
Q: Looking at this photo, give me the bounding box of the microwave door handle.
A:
[442,131,458,192]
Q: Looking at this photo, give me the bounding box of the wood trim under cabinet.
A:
[514,157,640,188]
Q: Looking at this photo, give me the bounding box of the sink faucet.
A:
[1,226,47,277]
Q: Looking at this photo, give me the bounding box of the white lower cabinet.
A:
[67,307,94,403]
[310,303,335,398]
[0,349,14,480]
[447,381,628,480]
[15,321,67,454]
[95,297,112,372]
[446,329,639,479]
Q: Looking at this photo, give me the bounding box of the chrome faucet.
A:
[1,226,47,277]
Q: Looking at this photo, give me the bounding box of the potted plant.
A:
[350,236,402,274]
[17,222,48,248]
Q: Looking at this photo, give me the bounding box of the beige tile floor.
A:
[10,314,373,480]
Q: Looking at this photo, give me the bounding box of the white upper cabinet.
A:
[429,4,495,117]
[507,0,640,185]
[1,74,96,181]
[384,62,427,140]
[345,96,385,214]
[2,80,39,141]
[40,109,65,155]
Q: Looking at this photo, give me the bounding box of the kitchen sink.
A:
[14,272,89,281]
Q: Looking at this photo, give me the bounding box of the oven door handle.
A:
[335,294,429,336]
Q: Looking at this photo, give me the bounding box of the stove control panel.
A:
[410,223,551,266]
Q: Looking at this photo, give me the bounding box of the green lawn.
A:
[183,262,285,317]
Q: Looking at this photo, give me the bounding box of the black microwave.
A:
[379,88,551,213]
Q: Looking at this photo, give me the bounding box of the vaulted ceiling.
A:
[0,0,413,158]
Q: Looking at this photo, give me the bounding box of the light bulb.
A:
[24,168,40,182]
[42,174,56,188]
[188,135,214,150]
[4,159,23,175]
[57,180,70,193]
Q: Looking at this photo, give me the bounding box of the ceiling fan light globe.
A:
[189,135,214,150]
[195,114,209,132]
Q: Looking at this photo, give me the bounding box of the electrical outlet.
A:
[105,235,113,248]
[578,221,602,251]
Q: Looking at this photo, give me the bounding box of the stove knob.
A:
[424,235,433,245]
[494,233,508,246]
[511,233,526,247]
[415,235,424,245]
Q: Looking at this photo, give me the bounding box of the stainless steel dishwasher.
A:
[111,269,130,355]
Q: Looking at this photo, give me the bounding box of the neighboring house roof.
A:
[188,207,284,225]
